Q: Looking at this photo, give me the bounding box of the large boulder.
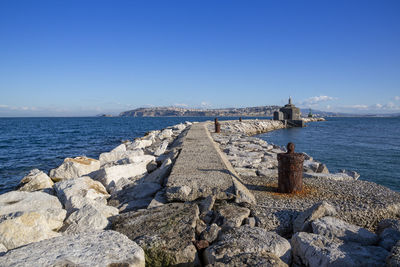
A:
[49,156,100,181]
[0,191,66,250]
[158,129,173,140]
[0,230,145,267]
[141,158,173,184]
[17,169,54,192]
[112,203,200,266]
[206,252,288,267]
[204,225,292,265]
[214,203,250,228]
[154,140,169,156]
[94,162,149,190]
[99,149,144,166]
[0,191,65,230]
[61,203,110,234]
[291,232,388,267]
[293,201,337,233]
[54,176,110,213]
[312,216,378,246]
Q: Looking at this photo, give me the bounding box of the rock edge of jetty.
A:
[0,118,399,267]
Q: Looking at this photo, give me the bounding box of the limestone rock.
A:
[204,225,292,265]
[0,191,66,230]
[154,140,169,156]
[303,172,356,181]
[387,240,400,267]
[340,169,360,179]
[62,203,110,234]
[0,230,145,267]
[206,252,288,267]
[147,190,167,209]
[112,203,200,266]
[141,158,172,184]
[377,219,400,251]
[54,176,110,213]
[158,129,173,140]
[110,182,161,212]
[94,162,149,189]
[201,223,221,243]
[0,243,6,254]
[99,149,144,166]
[17,169,54,192]
[130,139,153,149]
[0,212,61,250]
[199,195,216,215]
[312,216,378,245]
[293,201,337,233]
[49,156,100,181]
[215,203,250,228]
[291,232,388,267]
[317,163,329,174]
[111,143,126,152]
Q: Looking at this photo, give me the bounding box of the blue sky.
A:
[0,0,399,116]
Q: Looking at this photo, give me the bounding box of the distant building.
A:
[273,97,304,127]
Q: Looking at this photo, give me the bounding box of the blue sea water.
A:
[0,117,399,194]
[258,117,400,192]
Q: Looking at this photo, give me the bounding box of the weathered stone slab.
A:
[0,230,145,267]
[291,232,388,267]
[204,225,292,265]
[154,140,169,156]
[141,158,172,184]
[54,176,110,213]
[94,162,148,189]
[312,216,378,245]
[111,203,200,266]
[293,201,337,233]
[99,149,144,166]
[215,203,250,228]
[49,156,100,181]
[17,169,54,192]
[0,191,66,230]
[206,252,288,267]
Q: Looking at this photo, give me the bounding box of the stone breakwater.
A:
[0,119,399,267]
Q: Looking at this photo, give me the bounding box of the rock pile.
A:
[1,118,399,267]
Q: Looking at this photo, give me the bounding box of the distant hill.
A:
[119,106,281,117]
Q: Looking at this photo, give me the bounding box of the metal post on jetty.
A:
[215,118,221,133]
[277,142,304,193]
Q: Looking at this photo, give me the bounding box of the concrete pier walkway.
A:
[165,122,255,204]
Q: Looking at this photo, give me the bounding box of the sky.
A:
[0,0,399,116]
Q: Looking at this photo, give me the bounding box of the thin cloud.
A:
[395,96,400,101]
[300,95,337,105]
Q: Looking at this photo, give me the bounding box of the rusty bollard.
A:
[277,142,304,193]
[239,117,242,122]
[215,118,221,133]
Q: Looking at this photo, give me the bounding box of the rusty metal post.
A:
[239,117,242,122]
[277,142,304,193]
[215,118,220,133]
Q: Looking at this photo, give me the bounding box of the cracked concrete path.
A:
[165,122,255,204]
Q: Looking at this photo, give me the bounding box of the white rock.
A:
[158,129,173,139]
[340,169,360,179]
[111,143,126,152]
[99,149,144,166]
[147,190,167,209]
[172,123,186,131]
[154,140,169,156]
[291,232,388,267]
[54,176,117,219]
[205,226,292,265]
[94,162,149,190]
[0,191,66,230]
[0,243,6,253]
[312,216,378,245]
[0,212,61,250]
[303,172,356,181]
[0,230,145,267]
[62,203,110,234]
[18,169,54,192]
[293,201,337,233]
[130,139,153,149]
[141,158,173,184]
[49,156,100,181]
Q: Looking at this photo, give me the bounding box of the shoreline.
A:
[0,118,399,266]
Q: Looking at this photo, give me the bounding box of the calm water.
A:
[0,117,399,194]
[258,117,400,192]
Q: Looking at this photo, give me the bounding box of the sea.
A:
[0,117,399,194]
